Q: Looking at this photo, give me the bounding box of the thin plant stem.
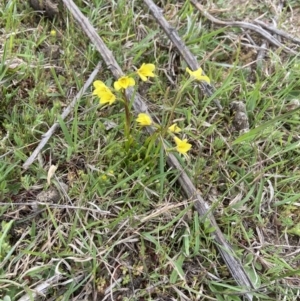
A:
[167,79,193,130]
[123,91,132,151]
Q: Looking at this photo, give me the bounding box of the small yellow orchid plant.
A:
[92,63,199,156]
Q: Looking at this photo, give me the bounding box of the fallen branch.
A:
[190,0,298,55]
[22,62,102,169]
[60,0,255,299]
[253,19,300,45]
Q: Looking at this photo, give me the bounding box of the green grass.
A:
[1,0,300,300]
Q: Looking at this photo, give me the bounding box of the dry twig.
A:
[190,0,298,55]
[253,19,300,45]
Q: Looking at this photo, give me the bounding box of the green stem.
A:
[123,91,131,151]
[167,79,192,127]
[164,79,193,139]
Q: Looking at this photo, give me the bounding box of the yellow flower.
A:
[137,63,155,81]
[50,30,56,37]
[114,76,135,90]
[93,80,110,95]
[174,136,192,154]
[99,91,116,105]
[93,81,116,105]
[186,67,210,84]
[136,113,152,126]
[168,123,182,133]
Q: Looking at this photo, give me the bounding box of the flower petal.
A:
[114,80,122,91]
[93,85,112,99]
[114,76,135,90]
[174,136,192,154]
[137,63,156,81]
[138,73,148,81]
[168,123,182,133]
[185,67,193,76]
[93,80,106,89]
[186,67,210,83]
[99,91,116,105]
[200,75,211,84]
[136,113,152,126]
[128,77,135,86]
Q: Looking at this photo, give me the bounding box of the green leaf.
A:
[170,254,185,284]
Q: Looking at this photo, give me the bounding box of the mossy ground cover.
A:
[1,1,300,300]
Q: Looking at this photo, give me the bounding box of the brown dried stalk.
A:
[253,19,300,46]
[190,0,298,55]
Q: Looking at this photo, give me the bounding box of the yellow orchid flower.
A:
[174,136,192,154]
[114,76,135,91]
[136,113,152,126]
[168,123,182,134]
[93,80,111,96]
[93,80,116,105]
[98,91,116,105]
[186,67,210,84]
[137,63,155,81]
